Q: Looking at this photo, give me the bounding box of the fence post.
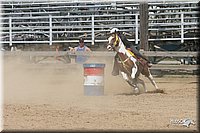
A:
[91,15,95,45]
[181,13,184,43]
[139,1,149,51]
[9,17,12,46]
[49,15,52,45]
[135,14,138,45]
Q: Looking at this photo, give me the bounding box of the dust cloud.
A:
[3,55,130,105]
[3,55,197,130]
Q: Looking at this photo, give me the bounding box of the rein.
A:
[117,53,130,65]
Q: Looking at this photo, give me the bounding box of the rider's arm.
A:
[119,33,133,48]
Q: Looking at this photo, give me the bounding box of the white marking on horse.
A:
[121,72,129,81]
[130,57,138,79]
[148,73,158,89]
[118,38,126,54]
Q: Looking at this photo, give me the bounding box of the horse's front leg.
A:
[130,57,138,79]
[131,65,138,79]
[121,72,136,87]
[121,72,129,81]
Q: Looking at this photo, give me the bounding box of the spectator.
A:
[70,38,91,63]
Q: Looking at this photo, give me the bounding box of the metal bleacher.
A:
[0,0,199,51]
[148,1,199,52]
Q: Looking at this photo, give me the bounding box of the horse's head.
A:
[107,33,120,51]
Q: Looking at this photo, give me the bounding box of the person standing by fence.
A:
[69,38,91,64]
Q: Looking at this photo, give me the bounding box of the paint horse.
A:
[107,33,159,94]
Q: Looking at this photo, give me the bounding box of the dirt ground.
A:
[2,56,198,131]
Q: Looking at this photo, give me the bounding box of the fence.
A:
[0,0,199,49]
[3,50,198,75]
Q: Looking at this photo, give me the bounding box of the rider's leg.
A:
[130,45,152,65]
[112,55,119,76]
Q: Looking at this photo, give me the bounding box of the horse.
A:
[107,33,159,94]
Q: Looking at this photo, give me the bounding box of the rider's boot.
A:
[129,45,152,67]
[147,60,152,67]
[112,58,119,76]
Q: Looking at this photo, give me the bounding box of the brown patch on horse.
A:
[116,53,134,75]
[137,58,150,77]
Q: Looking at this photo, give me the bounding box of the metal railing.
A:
[0,0,199,48]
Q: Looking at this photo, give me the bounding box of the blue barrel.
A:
[83,63,105,96]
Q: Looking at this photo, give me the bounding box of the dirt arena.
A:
[3,56,198,131]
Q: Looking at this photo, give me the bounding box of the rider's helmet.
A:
[110,28,119,34]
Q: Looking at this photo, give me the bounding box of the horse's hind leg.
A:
[137,78,147,92]
[147,73,158,90]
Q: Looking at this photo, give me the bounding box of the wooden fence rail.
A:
[3,51,198,75]
[3,51,198,57]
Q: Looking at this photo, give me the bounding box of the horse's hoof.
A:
[134,87,140,95]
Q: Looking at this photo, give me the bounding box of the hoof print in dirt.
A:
[146,89,165,94]
[155,89,164,93]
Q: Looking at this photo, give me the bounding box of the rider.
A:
[110,28,152,76]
